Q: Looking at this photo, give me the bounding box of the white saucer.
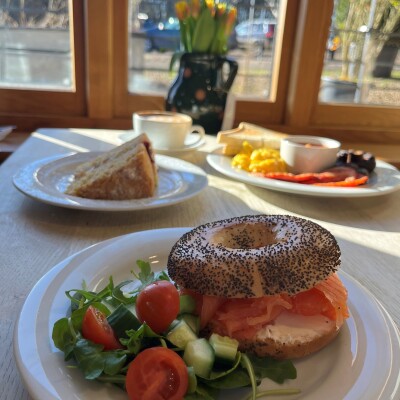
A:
[119,131,205,155]
[153,133,205,155]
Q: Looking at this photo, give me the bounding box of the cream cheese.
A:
[256,311,335,343]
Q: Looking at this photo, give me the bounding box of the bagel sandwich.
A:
[167,215,349,360]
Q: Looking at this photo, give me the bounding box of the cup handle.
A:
[189,125,205,146]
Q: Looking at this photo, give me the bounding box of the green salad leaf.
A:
[51,259,299,399]
[120,323,162,354]
[132,259,170,290]
[52,317,76,360]
[248,354,297,384]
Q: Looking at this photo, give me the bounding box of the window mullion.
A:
[85,0,114,119]
[285,0,334,127]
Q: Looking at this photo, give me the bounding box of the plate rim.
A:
[13,153,208,211]
[13,227,400,400]
[206,152,400,198]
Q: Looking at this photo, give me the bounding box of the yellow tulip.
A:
[189,0,200,19]
[175,1,189,21]
[205,0,215,16]
[174,0,237,55]
[216,3,226,18]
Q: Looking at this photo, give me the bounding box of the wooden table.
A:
[1,128,400,399]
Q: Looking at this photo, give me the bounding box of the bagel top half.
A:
[167,215,341,298]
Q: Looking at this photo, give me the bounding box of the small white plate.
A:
[207,152,400,197]
[14,228,400,400]
[13,153,208,211]
[153,132,206,155]
[119,130,205,155]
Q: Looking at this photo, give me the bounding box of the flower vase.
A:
[166,52,238,135]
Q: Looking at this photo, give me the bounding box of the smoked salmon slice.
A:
[181,289,226,329]
[212,295,292,337]
[187,273,349,339]
[313,273,349,326]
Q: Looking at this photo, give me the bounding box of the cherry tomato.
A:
[136,280,180,333]
[126,347,188,400]
[81,305,122,350]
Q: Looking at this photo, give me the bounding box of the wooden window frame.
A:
[0,0,399,146]
[0,0,86,127]
[285,0,400,144]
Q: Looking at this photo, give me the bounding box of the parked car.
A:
[143,17,181,52]
[235,18,276,54]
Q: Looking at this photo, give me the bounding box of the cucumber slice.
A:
[187,366,197,394]
[166,320,198,349]
[107,304,141,338]
[178,314,200,335]
[183,338,215,378]
[179,294,197,314]
[209,333,239,365]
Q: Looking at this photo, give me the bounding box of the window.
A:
[285,0,400,143]
[0,0,399,145]
[0,0,85,118]
[320,0,400,106]
[127,0,281,100]
[0,0,72,89]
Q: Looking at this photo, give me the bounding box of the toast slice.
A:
[217,122,288,155]
[66,133,157,200]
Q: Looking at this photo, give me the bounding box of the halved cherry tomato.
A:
[136,280,180,333]
[81,305,122,350]
[126,347,188,400]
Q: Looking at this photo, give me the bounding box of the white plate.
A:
[13,153,208,211]
[14,228,400,400]
[207,153,400,197]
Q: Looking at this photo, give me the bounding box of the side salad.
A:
[52,260,299,400]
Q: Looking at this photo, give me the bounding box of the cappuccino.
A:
[133,111,205,150]
[140,113,188,124]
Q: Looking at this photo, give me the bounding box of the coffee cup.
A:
[133,111,205,150]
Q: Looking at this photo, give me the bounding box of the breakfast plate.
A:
[207,152,400,197]
[14,228,400,400]
[13,153,208,211]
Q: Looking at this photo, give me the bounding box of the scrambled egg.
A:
[231,141,286,173]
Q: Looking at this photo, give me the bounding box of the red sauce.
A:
[296,142,326,148]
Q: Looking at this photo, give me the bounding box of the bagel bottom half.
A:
[231,321,340,360]
[203,308,344,360]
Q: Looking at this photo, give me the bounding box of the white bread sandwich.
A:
[66,133,157,200]
[217,122,288,156]
[167,215,349,360]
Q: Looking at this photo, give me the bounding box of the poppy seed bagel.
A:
[167,215,341,298]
